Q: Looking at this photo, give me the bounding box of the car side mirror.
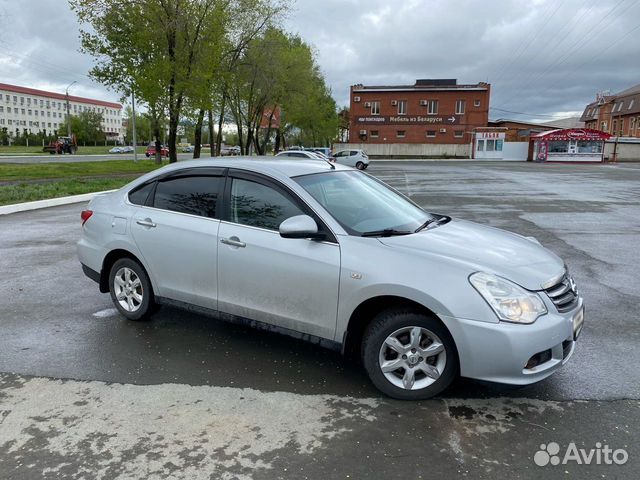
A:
[279,215,323,239]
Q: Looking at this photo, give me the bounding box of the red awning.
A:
[532,128,611,141]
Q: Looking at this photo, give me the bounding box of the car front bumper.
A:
[441,297,583,385]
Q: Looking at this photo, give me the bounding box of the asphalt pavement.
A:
[0,152,195,164]
[1,161,639,479]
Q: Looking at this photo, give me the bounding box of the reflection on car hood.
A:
[378,219,564,290]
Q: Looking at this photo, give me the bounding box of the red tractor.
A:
[43,135,78,155]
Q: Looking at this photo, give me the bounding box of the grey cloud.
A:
[1,0,638,120]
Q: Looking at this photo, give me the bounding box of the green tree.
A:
[71,0,234,163]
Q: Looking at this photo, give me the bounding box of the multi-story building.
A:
[0,82,123,141]
[347,79,490,157]
[581,84,640,137]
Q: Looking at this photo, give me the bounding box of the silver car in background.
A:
[77,158,583,399]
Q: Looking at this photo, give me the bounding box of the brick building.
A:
[581,84,640,137]
[347,79,490,155]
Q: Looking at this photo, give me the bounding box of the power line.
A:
[497,0,637,108]
[490,107,559,118]
[491,1,565,85]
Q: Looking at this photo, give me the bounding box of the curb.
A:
[0,190,116,216]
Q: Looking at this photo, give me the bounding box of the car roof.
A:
[140,157,351,180]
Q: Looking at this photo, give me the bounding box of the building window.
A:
[455,100,466,115]
[629,99,635,110]
[371,101,380,115]
[612,120,617,133]
[426,100,438,115]
[477,140,484,151]
[619,119,624,135]
[396,130,406,138]
[370,130,379,138]
[454,130,464,138]
[0,106,3,113]
[486,139,496,151]
[426,130,436,138]
[601,121,608,132]
[398,100,407,115]
[474,99,481,107]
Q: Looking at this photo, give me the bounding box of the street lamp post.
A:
[131,87,138,163]
[65,81,77,139]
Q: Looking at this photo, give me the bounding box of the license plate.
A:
[573,307,584,341]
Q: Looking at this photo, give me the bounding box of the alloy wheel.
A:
[378,326,447,390]
[113,267,143,312]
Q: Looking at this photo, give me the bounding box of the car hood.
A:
[378,219,564,290]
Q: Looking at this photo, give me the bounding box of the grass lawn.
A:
[0,177,139,206]
[0,160,167,182]
[0,160,169,206]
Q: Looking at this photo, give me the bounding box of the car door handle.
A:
[136,218,156,228]
[220,237,246,248]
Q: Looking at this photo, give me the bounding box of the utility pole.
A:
[65,81,77,138]
[131,87,138,163]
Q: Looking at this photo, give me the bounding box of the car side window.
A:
[153,175,222,218]
[128,182,155,206]
[350,150,358,156]
[230,178,304,231]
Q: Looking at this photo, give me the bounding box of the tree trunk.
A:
[208,109,215,157]
[168,114,178,164]
[193,108,205,159]
[274,129,281,154]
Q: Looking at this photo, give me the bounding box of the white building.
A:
[0,82,124,142]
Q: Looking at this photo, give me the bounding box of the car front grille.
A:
[544,274,579,313]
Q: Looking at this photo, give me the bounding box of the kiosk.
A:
[532,129,611,162]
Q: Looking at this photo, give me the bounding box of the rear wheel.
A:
[362,308,458,400]
[108,258,155,321]
[356,161,365,170]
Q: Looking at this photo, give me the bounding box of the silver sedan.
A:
[77,158,583,399]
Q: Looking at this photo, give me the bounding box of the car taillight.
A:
[81,210,93,225]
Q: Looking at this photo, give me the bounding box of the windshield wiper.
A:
[414,215,448,233]
[361,229,413,237]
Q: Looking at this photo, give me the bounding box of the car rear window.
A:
[153,175,222,218]
[128,182,155,206]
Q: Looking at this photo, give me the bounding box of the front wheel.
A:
[362,309,458,400]
[355,161,365,170]
[108,258,155,321]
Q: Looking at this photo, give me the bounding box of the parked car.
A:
[109,146,124,154]
[333,149,369,169]
[305,147,332,158]
[220,146,241,156]
[145,145,169,158]
[275,150,332,161]
[78,159,583,400]
[182,145,195,153]
[121,146,135,153]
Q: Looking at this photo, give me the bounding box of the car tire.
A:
[361,308,458,400]
[108,258,156,321]
[356,161,365,170]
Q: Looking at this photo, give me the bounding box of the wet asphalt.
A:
[1,160,639,479]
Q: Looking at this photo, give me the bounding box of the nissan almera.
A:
[78,158,583,399]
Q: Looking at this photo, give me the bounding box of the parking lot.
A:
[1,160,639,479]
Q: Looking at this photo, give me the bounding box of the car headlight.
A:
[469,272,547,324]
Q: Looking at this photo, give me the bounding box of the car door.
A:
[335,150,355,167]
[217,170,340,340]
[130,167,225,310]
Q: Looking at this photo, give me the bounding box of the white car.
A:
[276,150,331,161]
[109,147,124,154]
[333,149,369,170]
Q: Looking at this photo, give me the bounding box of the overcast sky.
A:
[1,0,638,122]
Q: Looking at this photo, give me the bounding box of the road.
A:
[0,152,196,164]
[1,161,639,479]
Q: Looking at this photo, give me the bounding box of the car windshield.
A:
[295,171,434,236]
